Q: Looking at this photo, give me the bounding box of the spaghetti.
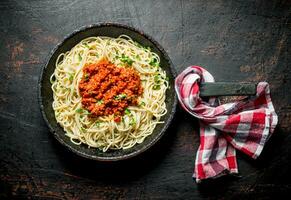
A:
[51,35,168,151]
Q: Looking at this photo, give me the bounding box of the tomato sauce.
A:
[79,59,143,119]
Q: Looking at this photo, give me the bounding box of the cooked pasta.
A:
[50,35,168,152]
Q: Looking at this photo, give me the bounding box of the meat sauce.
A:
[79,59,143,120]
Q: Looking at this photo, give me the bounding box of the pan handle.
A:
[199,82,257,97]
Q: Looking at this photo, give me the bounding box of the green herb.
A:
[129,118,136,126]
[153,74,161,90]
[78,53,82,61]
[165,76,169,81]
[76,108,83,113]
[120,94,127,99]
[154,74,160,83]
[135,54,141,60]
[96,53,99,57]
[120,54,134,66]
[97,100,103,105]
[75,108,91,115]
[95,121,101,127]
[83,73,89,81]
[69,74,74,81]
[145,46,151,51]
[149,58,159,67]
[114,93,127,100]
[153,85,161,90]
[139,101,145,106]
[84,43,90,48]
[124,108,131,115]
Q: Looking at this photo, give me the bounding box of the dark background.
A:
[1,0,291,199]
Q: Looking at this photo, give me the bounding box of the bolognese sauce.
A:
[79,59,143,119]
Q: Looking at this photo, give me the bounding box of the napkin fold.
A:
[175,66,278,183]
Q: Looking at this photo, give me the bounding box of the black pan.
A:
[38,23,178,161]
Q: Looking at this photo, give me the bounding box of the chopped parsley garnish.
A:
[145,46,151,51]
[69,74,74,81]
[124,108,131,115]
[154,74,161,83]
[83,73,89,81]
[76,108,91,115]
[149,58,159,67]
[97,100,103,105]
[153,74,161,90]
[129,118,136,125]
[95,121,101,127]
[75,108,83,113]
[120,54,134,66]
[135,54,141,60]
[114,93,127,100]
[78,53,82,61]
[153,85,161,90]
[139,101,145,106]
[84,43,90,48]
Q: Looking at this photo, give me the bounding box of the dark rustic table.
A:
[1,0,291,199]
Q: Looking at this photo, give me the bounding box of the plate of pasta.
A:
[39,23,177,161]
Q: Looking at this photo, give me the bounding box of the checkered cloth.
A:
[175,66,278,183]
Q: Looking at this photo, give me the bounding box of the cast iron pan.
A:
[38,23,178,161]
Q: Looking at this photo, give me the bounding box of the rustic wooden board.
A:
[1,0,291,199]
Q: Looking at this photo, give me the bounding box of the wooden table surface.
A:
[1,0,291,199]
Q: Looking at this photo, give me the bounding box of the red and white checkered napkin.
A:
[175,66,278,183]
